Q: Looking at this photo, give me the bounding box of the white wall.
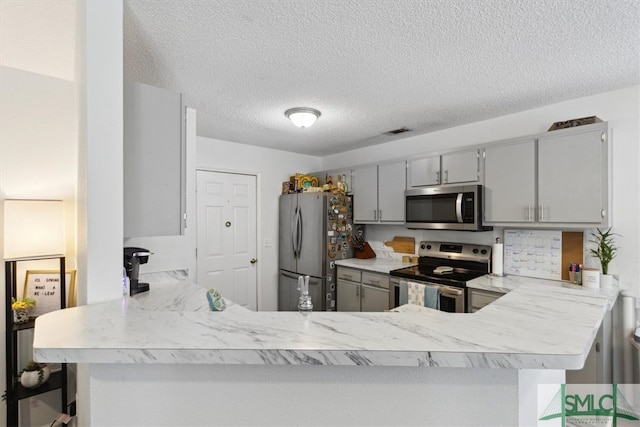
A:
[196,137,321,310]
[77,0,123,306]
[76,1,124,425]
[322,86,640,294]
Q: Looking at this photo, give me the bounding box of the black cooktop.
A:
[390,241,491,288]
[390,265,487,288]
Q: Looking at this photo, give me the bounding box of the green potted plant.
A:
[19,360,50,389]
[589,228,619,287]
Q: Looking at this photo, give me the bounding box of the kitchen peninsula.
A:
[33,276,613,426]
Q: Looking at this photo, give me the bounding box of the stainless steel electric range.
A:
[389,241,492,312]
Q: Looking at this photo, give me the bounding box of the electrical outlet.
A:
[264,238,273,247]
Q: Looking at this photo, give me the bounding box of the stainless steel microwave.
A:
[404,184,491,231]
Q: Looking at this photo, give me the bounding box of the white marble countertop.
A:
[33,271,612,369]
[467,274,620,310]
[334,258,415,274]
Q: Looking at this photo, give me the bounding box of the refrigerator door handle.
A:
[291,206,298,258]
[297,206,303,258]
[281,270,302,280]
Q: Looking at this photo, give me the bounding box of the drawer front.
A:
[470,290,502,310]
[362,272,389,289]
[337,267,362,283]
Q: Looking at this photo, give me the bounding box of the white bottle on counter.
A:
[122,267,130,296]
[492,238,504,276]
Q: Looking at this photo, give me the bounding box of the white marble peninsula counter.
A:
[33,275,612,427]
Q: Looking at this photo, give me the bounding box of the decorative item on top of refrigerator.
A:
[278,192,360,311]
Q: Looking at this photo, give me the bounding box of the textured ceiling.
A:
[124,0,640,156]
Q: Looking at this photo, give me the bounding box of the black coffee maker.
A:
[124,247,151,296]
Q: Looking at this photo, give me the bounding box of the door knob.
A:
[250,258,257,264]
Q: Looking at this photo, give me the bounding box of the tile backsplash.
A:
[363,224,499,260]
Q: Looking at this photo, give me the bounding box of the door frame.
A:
[195,167,262,310]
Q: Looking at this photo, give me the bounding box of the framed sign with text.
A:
[23,270,77,316]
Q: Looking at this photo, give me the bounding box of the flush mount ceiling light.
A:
[285,107,321,128]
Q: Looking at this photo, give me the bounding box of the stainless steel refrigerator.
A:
[278,192,356,311]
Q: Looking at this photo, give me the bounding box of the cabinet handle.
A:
[373,209,377,221]
[444,170,449,183]
[527,204,532,221]
[436,171,440,184]
[595,342,600,352]
[379,210,382,221]
[356,286,360,297]
[539,203,544,221]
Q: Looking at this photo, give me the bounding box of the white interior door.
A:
[196,170,257,310]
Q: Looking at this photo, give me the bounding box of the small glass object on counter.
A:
[568,262,582,285]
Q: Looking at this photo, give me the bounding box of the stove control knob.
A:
[472,249,479,254]
[426,244,432,250]
[481,249,487,255]
[420,244,426,250]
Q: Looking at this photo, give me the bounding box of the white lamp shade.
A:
[3,200,65,259]
[285,108,321,128]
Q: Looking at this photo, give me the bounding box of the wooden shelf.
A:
[12,318,36,332]
[14,370,64,401]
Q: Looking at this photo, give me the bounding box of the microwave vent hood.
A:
[404,184,492,232]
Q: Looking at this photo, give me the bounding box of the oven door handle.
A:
[455,193,463,223]
[439,286,463,297]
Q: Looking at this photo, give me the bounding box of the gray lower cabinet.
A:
[467,288,504,313]
[337,267,389,312]
[337,278,361,311]
[361,284,389,312]
[566,295,617,384]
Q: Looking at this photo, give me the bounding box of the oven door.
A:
[439,285,465,313]
[390,276,401,309]
[389,277,465,313]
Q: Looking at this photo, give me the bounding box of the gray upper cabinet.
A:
[124,80,185,238]
[353,161,405,223]
[484,139,536,223]
[538,125,606,224]
[483,122,609,227]
[352,165,378,222]
[408,155,440,187]
[408,149,479,187]
[378,161,406,222]
[441,149,480,184]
